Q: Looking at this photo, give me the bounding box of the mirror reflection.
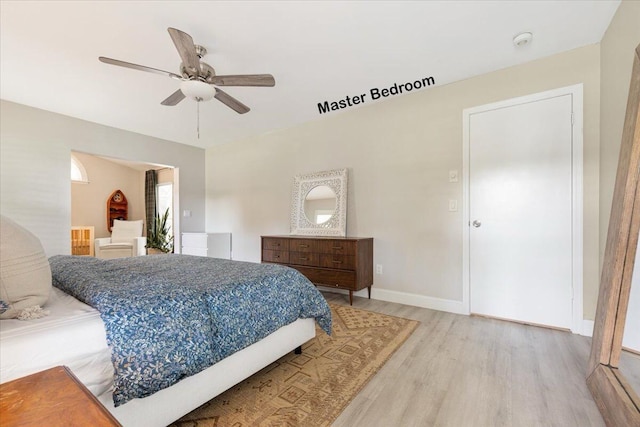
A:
[620,246,640,394]
[303,185,337,224]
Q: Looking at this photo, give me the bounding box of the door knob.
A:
[472,220,482,228]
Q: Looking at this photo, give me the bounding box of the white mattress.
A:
[0,287,113,396]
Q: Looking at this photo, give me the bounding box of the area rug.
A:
[170,303,419,427]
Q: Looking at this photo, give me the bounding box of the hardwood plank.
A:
[323,292,605,426]
[620,350,640,397]
[613,366,640,411]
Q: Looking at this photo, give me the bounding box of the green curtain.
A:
[145,170,157,236]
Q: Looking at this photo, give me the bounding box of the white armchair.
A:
[95,220,146,259]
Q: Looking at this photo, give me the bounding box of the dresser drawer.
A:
[260,236,373,305]
[289,251,319,266]
[316,240,357,256]
[289,239,317,253]
[262,237,290,251]
[262,250,289,263]
[319,254,355,270]
[293,266,357,290]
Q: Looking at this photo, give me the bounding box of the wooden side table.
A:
[0,366,121,426]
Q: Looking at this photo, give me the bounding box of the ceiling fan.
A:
[99,27,275,114]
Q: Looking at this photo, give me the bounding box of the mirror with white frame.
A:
[291,169,347,236]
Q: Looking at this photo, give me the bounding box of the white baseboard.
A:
[319,286,467,315]
[320,286,596,336]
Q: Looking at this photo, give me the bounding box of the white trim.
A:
[322,287,594,335]
[571,87,585,335]
[320,287,467,315]
[173,168,181,254]
[462,84,584,334]
[462,110,471,315]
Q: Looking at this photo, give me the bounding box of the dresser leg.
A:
[349,290,353,305]
[294,346,302,355]
[368,286,371,299]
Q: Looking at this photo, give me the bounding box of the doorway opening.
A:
[70,151,179,254]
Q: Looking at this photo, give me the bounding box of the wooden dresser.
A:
[0,366,121,426]
[261,235,373,305]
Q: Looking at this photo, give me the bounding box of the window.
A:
[156,183,173,235]
[315,211,334,224]
[71,155,88,183]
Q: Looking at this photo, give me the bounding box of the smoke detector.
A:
[513,32,533,47]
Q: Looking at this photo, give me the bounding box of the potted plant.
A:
[146,208,174,254]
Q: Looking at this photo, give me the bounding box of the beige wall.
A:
[599,0,640,264]
[206,44,601,318]
[71,152,145,239]
[0,100,205,256]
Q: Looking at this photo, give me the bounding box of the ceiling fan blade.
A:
[167,27,200,76]
[160,89,186,106]
[211,74,276,87]
[98,57,182,80]
[214,88,250,114]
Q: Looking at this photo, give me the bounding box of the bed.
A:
[0,254,331,427]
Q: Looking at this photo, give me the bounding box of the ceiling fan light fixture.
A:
[180,79,216,101]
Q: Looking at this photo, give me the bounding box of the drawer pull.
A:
[334,283,340,287]
[299,257,309,261]
[332,260,343,264]
[274,255,280,259]
[332,246,343,250]
[274,243,280,247]
[299,244,309,248]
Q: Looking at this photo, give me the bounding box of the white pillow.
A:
[111,220,143,243]
[0,216,52,319]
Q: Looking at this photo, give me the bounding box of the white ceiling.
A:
[1,1,619,150]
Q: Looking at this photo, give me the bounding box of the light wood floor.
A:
[322,292,606,427]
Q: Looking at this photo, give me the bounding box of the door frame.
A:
[461,84,584,333]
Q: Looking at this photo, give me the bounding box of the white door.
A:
[468,93,574,329]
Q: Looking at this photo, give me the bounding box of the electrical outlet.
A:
[376,264,383,275]
[183,210,191,217]
[449,200,458,212]
[449,170,459,183]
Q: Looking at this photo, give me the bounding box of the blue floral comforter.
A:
[48,254,331,406]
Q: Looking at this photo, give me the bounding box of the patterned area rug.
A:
[170,303,419,427]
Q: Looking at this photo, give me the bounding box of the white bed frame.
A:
[99,318,316,427]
